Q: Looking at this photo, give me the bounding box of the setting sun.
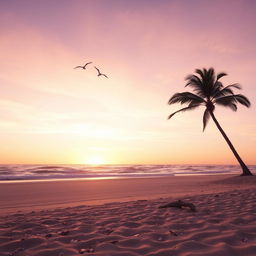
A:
[85,155,105,165]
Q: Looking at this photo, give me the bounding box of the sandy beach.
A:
[0,175,256,256]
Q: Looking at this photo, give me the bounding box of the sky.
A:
[0,0,255,165]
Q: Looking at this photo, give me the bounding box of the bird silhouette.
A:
[74,62,92,70]
[94,66,108,78]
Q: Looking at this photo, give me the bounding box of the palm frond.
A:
[186,73,207,98]
[215,94,250,108]
[208,68,215,80]
[214,95,241,111]
[185,75,206,97]
[206,68,217,96]
[168,92,205,105]
[215,95,236,105]
[226,83,242,90]
[202,109,210,131]
[212,81,224,96]
[185,75,202,87]
[216,72,227,80]
[168,104,201,119]
[228,103,238,111]
[195,69,204,79]
[212,83,241,99]
[213,88,234,99]
[233,94,251,107]
[193,68,216,98]
[214,80,224,88]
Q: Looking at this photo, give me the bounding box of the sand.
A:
[0,175,256,255]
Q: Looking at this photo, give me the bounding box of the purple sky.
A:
[0,0,255,164]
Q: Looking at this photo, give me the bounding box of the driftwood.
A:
[159,200,196,212]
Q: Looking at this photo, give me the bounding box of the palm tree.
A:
[168,68,253,176]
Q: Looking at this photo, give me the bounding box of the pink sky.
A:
[0,0,255,164]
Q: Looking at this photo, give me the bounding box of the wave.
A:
[0,164,255,182]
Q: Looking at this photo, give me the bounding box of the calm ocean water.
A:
[0,164,255,182]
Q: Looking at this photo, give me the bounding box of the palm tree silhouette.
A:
[168,68,253,176]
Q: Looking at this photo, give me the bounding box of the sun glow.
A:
[85,155,105,165]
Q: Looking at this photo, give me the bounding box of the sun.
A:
[86,155,105,165]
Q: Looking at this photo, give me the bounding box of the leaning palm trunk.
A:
[209,112,252,176]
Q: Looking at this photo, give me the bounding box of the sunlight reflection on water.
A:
[0,164,255,183]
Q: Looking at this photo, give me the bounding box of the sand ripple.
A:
[1,188,256,256]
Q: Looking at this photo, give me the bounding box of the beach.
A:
[0,175,256,255]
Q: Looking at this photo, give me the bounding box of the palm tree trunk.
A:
[209,111,253,176]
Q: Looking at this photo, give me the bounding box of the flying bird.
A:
[74,62,92,70]
[94,66,108,78]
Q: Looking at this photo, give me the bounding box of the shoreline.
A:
[1,163,255,185]
[0,172,236,184]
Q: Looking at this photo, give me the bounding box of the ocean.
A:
[0,164,255,182]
